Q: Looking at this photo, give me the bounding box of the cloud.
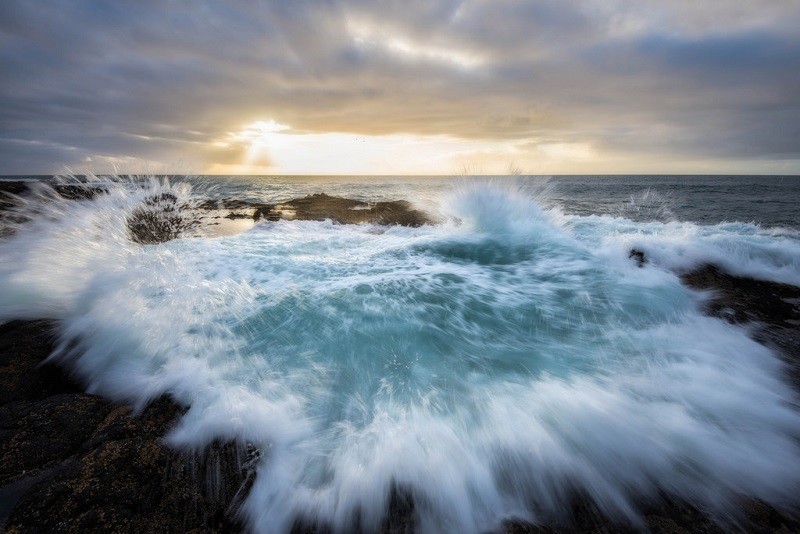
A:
[1,0,799,174]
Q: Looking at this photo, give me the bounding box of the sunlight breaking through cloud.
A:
[1,0,799,174]
[348,20,485,69]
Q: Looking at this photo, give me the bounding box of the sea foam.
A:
[1,177,799,532]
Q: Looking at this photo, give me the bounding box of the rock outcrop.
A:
[0,320,252,533]
[681,263,800,387]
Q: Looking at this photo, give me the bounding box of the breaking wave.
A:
[1,176,799,532]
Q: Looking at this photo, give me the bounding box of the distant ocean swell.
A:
[1,176,799,533]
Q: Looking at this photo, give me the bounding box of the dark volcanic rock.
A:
[628,248,646,268]
[5,423,249,533]
[252,193,433,227]
[0,182,30,211]
[52,184,103,201]
[0,182,35,232]
[0,394,111,487]
[504,496,800,534]
[127,192,193,245]
[0,320,251,532]
[2,180,433,244]
[128,192,431,244]
[681,264,800,384]
[194,193,433,228]
[0,320,82,405]
[0,180,105,238]
[680,264,800,329]
[291,484,417,534]
[0,180,102,203]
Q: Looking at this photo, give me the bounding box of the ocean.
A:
[1,174,799,532]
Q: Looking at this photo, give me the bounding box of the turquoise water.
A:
[1,175,799,532]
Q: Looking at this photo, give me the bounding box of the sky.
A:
[1,1,799,175]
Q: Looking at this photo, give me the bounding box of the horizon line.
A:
[2,173,800,178]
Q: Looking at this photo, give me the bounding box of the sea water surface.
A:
[1,175,799,532]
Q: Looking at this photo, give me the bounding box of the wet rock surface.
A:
[1,181,433,244]
[502,495,800,534]
[0,180,102,203]
[0,320,251,533]
[0,182,30,211]
[0,181,105,237]
[680,263,800,387]
[201,193,433,227]
[130,192,432,243]
[127,192,194,244]
[251,193,433,227]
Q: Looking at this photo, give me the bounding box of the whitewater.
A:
[1,175,799,532]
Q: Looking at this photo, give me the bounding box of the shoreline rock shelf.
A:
[0,322,252,533]
[0,181,433,243]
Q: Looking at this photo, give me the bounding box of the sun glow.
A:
[240,120,290,136]
[205,119,611,175]
[208,118,536,175]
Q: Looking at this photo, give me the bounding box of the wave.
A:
[1,176,799,532]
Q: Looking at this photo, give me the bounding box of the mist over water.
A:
[1,175,800,532]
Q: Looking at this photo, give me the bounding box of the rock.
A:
[502,492,800,534]
[0,320,82,405]
[0,394,111,487]
[680,264,800,329]
[5,432,250,533]
[0,180,102,203]
[0,182,30,211]
[0,181,104,239]
[127,192,432,244]
[127,193,193,245]
[0,320,251,532]
[680,264,800,385]
[290,484,416,534]
[2,181,433,244]
[252,193,432,227]
[628,249,646,268]
[380,485,416,534]
[52,184,103,201]
[0,182,37,234]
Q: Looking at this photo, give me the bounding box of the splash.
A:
[1,177,799,533]
[619,187,675,222]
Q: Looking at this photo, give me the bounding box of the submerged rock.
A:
[628,248,646,268]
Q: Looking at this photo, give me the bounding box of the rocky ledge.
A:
[0,321,255,533]
[206,192,432,227]
[680,264,800,380]
[129,192,433,244]
[0,181,433,244]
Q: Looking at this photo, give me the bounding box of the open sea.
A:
[1,174,799,532]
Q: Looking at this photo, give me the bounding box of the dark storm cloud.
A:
[1,0,799,173]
